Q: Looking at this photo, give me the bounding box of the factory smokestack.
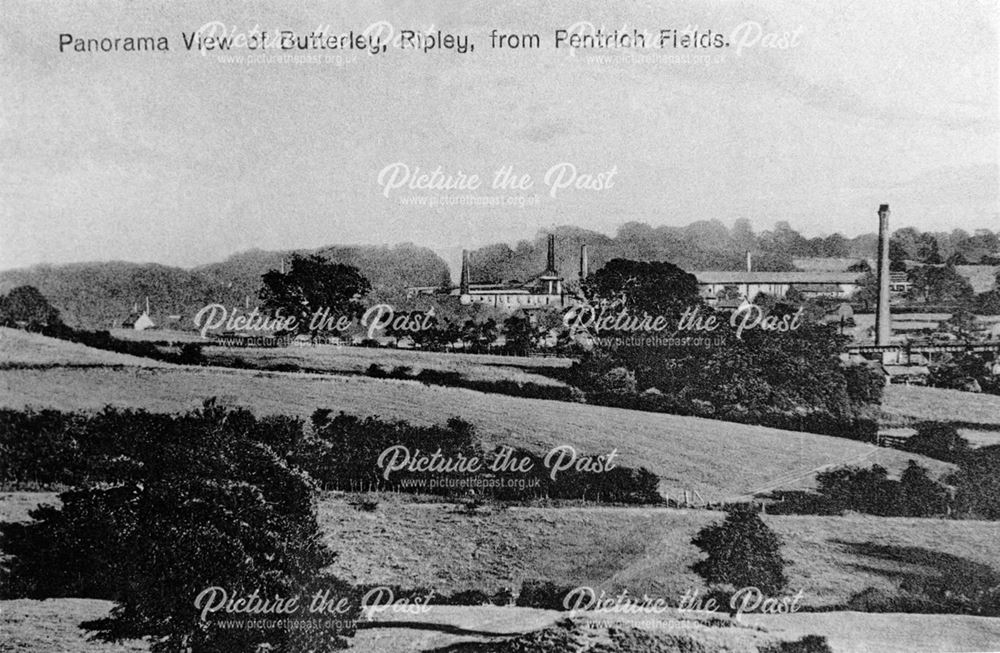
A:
[875,204,892,346]
[746,250,752,273]
[546,234,556,273]
[579,244,589,279]
[460,249,471,295]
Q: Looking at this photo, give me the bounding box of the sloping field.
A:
[883,384,1000,427]
[200,343,571,387]
[0,330,950,499]
[0,364,947,501]
[0,327,169,369]
[314,496,1000,609]
[9,492,993,610]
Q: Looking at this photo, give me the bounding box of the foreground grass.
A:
[315,495,1000,609]
[8,492,995,611]
[5,598,998,653]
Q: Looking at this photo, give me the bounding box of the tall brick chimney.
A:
[546,233,556,273]
[579,244,589,279]
[460,249,471,295]
[875,204,891,346]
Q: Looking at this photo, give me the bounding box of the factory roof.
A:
[691,271,865,285]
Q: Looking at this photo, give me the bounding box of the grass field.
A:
[3,331,999,652]
[6,492,996,612]
[0,328,169,369]
[315,495,1000,610]
[200,342,572,388]
[0,365,948,501]
[0,329,951,500]
[108,328,207,344]
[882,384,1000,428]
[4,598,1000,653]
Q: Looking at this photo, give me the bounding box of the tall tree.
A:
[0,285,62,329]
[259,254,370,333]
[582,259,701,321]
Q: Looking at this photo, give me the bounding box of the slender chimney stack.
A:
[546,233,556,272]
[875,204,892,346]
[746,250,752,273]
[579,244,589,279]
[460,249,471,295]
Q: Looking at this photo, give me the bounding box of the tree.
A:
[851,271,878,310]
[916,232,941,264]
[582,259,701,321]
[906,265,974,304]
[903,422,971,464]
[1,402,356,652]
[950,445,1000,520]
[691,505,787,595]
[0,285,62,329]
[502,313,534,355]
[898,461,950,517]
[259,254,371,334]
[976,290,1000,316]
[891,227,922,262]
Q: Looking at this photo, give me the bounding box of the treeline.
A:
[0,403,661,504]
[467,222,1000,285]
[0,243,450,329]
[769,423,1000,521]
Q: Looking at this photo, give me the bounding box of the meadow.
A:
[0,361,946,501]
[2,329,1000,652]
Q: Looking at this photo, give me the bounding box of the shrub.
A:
[761,635,834,653]
[1,401,357,652]
[898,461,951,517]
[595,367,637,397]
[691,505,787,595]
[949,445,1000,520]
[515,580,576,611]
[815,464,900,516]
[903,422,971,463]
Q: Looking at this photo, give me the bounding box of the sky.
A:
[1,0,997,273]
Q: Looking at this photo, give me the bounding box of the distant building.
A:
[889,271,912,295]
[792,257,871,272]
[693,270,864,304]
[121,298,155,331]
[408,235,587,312]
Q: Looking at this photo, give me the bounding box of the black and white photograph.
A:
[1,2,999,651]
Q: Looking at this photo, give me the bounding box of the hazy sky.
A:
[1,0,997,272]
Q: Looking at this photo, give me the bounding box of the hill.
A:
[883,384,1000,427]
[0,243,450,329]
[0,331,948,501]
[0,327,169,368]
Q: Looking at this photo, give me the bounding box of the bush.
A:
[595,367,637,397]
[813,462,951,518]
[898,461,951,517]
[815,465,900,516]
[691,505,787,595]
[761,635,834,653]
[903,422,971,463]
[515,580,576,611]
[0,401,357,652]
[949,445,1000,520]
